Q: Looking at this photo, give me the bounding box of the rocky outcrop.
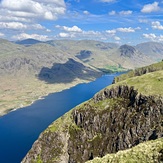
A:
[22,85,163,163]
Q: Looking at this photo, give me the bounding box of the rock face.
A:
[119,44,137,57]
[22,85,163,163]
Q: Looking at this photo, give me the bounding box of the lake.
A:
[0,73,121,163]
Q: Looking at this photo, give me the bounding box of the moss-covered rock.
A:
[22,62,163,163]
[22,84,163,163]
[86,138,163,163]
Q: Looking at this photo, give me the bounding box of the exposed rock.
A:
[22,85,163,163]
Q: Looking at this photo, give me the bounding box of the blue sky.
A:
[0,0,163,44]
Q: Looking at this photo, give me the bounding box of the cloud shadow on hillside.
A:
[38,58,102,84]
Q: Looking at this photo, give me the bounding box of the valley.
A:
[0,38,163,116]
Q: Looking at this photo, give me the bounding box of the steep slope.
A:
[53,41,155,70]
[87,138,163,163]
[46,40,121,70]
[22,62,163,163]
[108,44,153,69]
[136,42,163,61]
[113,60,163,84]
[0,39,102,116]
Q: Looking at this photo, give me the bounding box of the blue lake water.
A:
[0,73,122,163]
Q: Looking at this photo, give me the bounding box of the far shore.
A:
[0,77,95,117]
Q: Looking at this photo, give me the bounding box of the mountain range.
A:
[0,38,163,116]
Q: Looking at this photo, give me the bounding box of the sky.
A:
[0,0,163,44]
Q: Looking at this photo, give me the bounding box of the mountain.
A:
[119,44,136,57]
[22,61,163,163]
[1,39,163,116]
[107,44,153,69]
[136,42,163,61]
[15,38,42,46]
[0,39,102,116]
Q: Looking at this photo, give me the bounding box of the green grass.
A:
[111,70,163,96]
[99,65,127,73]
[114,61,163,83]
[86,138,163,163]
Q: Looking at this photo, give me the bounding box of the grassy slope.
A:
[111,70,163,96]
[114,61,163,83]
[110,61,163,96]
[85,61,163,163]
[0,40,101,116]
[86,138,163,163]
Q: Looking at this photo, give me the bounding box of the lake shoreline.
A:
[1,77,97,117]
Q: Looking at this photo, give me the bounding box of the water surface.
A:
[0,73,121,163]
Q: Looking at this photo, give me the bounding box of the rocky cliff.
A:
[22,84,163,163]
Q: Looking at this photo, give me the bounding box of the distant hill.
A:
[22,61,163,163]
[136,42,163,61]
[1,39,163,116]
[45,40,157,70]
[15,38,42,46]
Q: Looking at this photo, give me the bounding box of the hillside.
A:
[0,39,163,116]
[113,60,163,84]
[45,40,155,70]
[22,61,163,163]
[87,138,163,163]
[136,42,163,61]
[0,39,102,116]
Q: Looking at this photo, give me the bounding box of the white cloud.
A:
[152,21,163,30]
[12,33,49,41]
[31,24,45,30]
[83,10,90,15]
[57,30,103,40]
[0,22,27,29]
[0,32,4,37]
[0,15,31,22]
[117,27,135,33]
[59,32,71,38]
[109,10,116,15]
[143,33,163,42]
[114,36,121,41]
[0,0,66,21]
[143,33,156,39]
[119,10,133,15]
[141,2,160,13]
[0,22,47,31]
[56,25,82,32]
[135,27,141,30]
[63,26,82,32]
[106,29,116,35]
